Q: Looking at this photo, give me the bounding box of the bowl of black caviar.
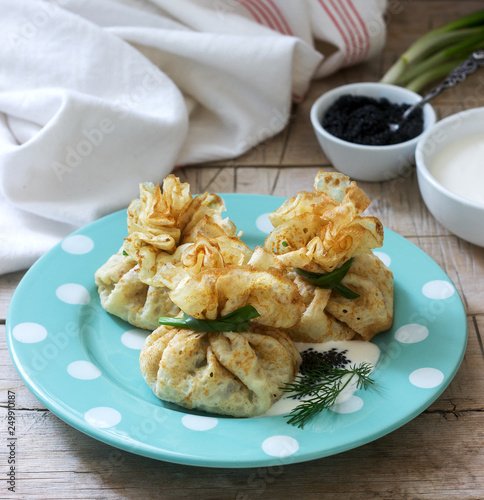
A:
[310,82,436,182]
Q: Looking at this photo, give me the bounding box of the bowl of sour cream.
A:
[415,107,484,247]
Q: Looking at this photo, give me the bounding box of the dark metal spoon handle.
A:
[402,50,484,120]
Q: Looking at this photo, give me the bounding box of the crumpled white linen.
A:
[0,0,387,274]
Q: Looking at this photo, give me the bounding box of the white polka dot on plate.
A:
[121,329,148,350]
[56,283,91,305]
[395,324,429,344]
[84,407,122,428]
[12,322,48,343]
[255,213,274,234]
[409,368,444,389]
[372,251,391,267]
[181,415,218,431]
[61,235,94,255]
[262,435,299,458]
[67,360,101,380]
[330,395,364,414]
[422,280,455,300]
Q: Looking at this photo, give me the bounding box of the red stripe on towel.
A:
[328,0,357,64]
[238,0,290,35]
[242,0,280,32]
[264,0,294,35]
[237,0,265,26]
[316,0,351,64]
[345,0,371,60]
[335,0,364,63]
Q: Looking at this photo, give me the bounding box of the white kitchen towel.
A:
[0,0,387,274]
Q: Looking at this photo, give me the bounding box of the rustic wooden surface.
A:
[2,2,484,498]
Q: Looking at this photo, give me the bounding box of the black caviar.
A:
[300,347,350,375]
[322,94,424,146]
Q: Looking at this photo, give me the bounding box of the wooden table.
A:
[2,2,484,498]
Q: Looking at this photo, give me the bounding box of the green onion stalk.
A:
[294,257,360,299]
[380,9,484,92]
[158,305,261,333]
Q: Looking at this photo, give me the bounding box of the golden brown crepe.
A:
[140,324,300,417]
[288,252,393,342]
[124,176,253,288]
[169,264,304,329]
[95,248,179,330]
[95,175,252,328]
[95,171,395,418]
[287,271,355,342]
[264,171,393,342]
[325,252,393,340]
[264,171,384,272]
[139,264,304,417]
[141,234,253,290]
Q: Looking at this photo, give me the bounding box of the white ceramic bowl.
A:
[310,82,436,182]
[415,107,484,247]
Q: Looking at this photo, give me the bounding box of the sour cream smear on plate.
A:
[262,340,380,417]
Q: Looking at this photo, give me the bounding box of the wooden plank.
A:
[0,270,25,321]
[199,110,292,168]
[268,168,448,237]
[228,117,290,166]
[270,166,330,197]
[426,315,484,411]
[383,2,484,70]
[280,78,336,166]
[407,236,484,316]
[1,407,483,499]
[176,166,235,193]
[280,52,385,167]
[233,167,279,195]
[2,3,484,498]
[362,173,451,238]
[0,325,47,410]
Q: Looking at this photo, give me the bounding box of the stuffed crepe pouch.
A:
[264,171,393,342]
[95,248,179,330]
[139,264,304,417]
[289,252,393,342]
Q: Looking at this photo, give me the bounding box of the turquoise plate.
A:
[6,194,467,468]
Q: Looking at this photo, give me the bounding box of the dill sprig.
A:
[283,362,376,429]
